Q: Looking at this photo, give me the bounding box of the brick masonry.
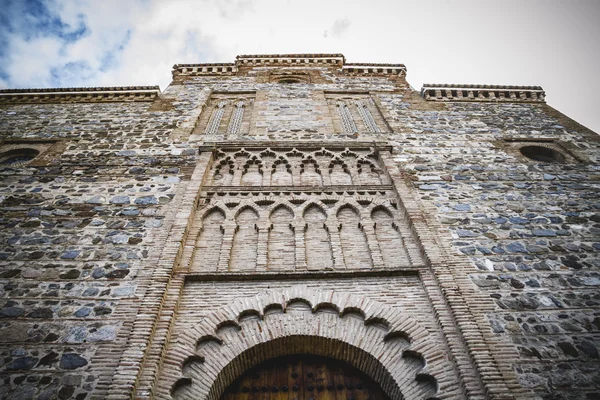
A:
[0,54,598,400]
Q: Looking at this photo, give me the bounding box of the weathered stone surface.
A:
[0,53,598,400]
[59,353,88,370]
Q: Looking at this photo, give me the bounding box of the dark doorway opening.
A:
[220,354,390,399]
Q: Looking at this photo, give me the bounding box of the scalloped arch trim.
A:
[158,288,451,399]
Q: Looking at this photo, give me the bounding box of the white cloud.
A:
[331,19,351,38]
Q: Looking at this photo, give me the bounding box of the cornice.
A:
[172,53,406,77]
[421,84,545,103]
[0,86,160,104]
[342,63,406,76]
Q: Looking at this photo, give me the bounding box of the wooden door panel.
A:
[220,355,389,400]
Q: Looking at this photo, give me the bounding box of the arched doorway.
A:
[220,354,389,400]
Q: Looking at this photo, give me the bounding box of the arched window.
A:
[519,145,566,163]
[0,148,40,167]
[205,101,228,135]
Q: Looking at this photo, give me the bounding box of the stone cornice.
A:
[172,53,406,77]
[238,53,345,66]
[342,63,406,76]
[421,84,545,103]
[0,86,160,104]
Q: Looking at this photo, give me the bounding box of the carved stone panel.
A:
[184,144,424,273]
[195,92,255,135]
[325,93,388,133]
[206,146,390,188]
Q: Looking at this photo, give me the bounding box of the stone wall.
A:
[0,55,598,400]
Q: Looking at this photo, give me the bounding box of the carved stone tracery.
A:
[183,145,424,273]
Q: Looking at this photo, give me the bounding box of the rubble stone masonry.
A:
[0,54,598,400]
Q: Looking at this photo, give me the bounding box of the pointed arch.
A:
[329,158,352,185]
[303,204,333,270]
[230,207,259,271]
[372,206,411,268]
[337,205,372,269]
[267,205,295,270]
[193,208,226,272]
[299,157,322,186]
[240,158,263,186]
[270,157,292,186]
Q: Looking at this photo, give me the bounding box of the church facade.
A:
[0,54,598,400]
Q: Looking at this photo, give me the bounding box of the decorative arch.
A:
[371,206,410,269]
[193,208,226,271]
[165,288,447,400]
[337,204,372,269]
[299,156,322,186]
[230,207,259,271]
[267,205,295,270]
[240,157,263,186]
[357,159,382,184]
[270,156,292,186]
[212,157,235,185]
[328,158,353,185]
[303,204,333,270]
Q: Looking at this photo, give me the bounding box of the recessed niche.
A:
[503,139,581,164]
[278,79,301,84]
[0,148,40,166]
[519,145,566,163]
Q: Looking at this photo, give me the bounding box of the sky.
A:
[1,0,599,133]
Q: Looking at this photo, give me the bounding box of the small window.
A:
[0,148,40,166]
[278,79,301,84]
[519,145,566,163]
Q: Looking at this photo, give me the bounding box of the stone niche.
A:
[193,92,256,136]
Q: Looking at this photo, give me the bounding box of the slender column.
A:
[346,158,360,184]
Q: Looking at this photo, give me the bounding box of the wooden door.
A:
[220,354,390,400]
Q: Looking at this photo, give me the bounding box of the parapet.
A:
[421,84,545,103]
[172,53,406,78]
[0,86,160,104]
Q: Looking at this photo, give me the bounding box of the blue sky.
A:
[1,0,599,133]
